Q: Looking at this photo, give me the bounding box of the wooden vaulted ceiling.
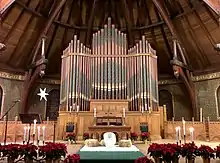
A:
[0,0,220,79]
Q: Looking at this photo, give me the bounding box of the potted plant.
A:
[161,143,181,163]
[135,156,154,163]
[197,145,215,163]
[2,144,22,163]
[181,143,198,163]
[148,143,163,163]
[64,154,80,163]
[215,145,220,159]
[140,132,150,142]
[130,132,138,141]
[66,133,76,144]
[39,142,67,163]
[83,133,89,140]
[20,144,38,163]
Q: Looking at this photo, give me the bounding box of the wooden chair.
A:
[65,122,77,141]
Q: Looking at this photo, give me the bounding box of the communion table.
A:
[88,126,131,140]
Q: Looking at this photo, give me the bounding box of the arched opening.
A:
[46,89,60,120]
[159,89,174,120]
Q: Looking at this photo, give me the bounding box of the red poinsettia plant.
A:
[64,154,80,163]
[66,133,76,141]
[215,145,220,158]
[181,142,198,160]
[148,143,163,158]
[197,145,215,159]
[1,144,23,160]
[38,142,67,160]
[20,144,38,160]
[140,132,150,141]
[161,143,181,162]
[135,156,154,163]
[83,133,89,140]
[130,132,138,141]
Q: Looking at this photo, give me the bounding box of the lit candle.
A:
[33,119,37,135]
[42,126,45,141]
[24,127,27,142]
[200,108,203,122]
[77,105,79,112]
[37,126,41,141]
[94,108,96,117]
[182,118,186,136]
[189,127,194,142]
[123,108,125,118]
[175,127,179,143]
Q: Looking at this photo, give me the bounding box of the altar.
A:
[88,126,131,140]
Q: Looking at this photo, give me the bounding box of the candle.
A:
[149,106,152,113]
[70,106,72,113]
[189,127,194,142]
[77,105,79,112]
[145,104,147,111]
[182,119,186,135]
[33,119,37,135]
[24,127,27,142]
[42,126,45,141]
[47,117,49,124]
[200,108,203,122]
[141,107,144,114]
[41,38,45,56]
[123,108,125,118]
[27,126,30,141]
[178,127,181,141]
[37,126,41,141]
[175,127,179,143]
[94,108,96,117]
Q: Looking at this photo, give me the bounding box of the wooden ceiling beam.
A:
[86,0,98,46]
[30,0,67,64]
[15,0,200,32]
[120,0,133,46]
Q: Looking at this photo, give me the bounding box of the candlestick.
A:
[37,126,41,141]
[33,119,37,135]
[189,127,194,142]
[178,126,181,144]
[200,108,203,122]
[24,127,27,143]
[42,126,45,142]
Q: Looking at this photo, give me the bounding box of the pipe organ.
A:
[60,18,158,112]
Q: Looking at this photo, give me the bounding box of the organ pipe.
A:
[60,17,158,112]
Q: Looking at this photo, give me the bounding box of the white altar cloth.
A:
[80,145,140,152]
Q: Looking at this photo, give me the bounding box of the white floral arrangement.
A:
[118,139,132,147]
[84,139,99,147]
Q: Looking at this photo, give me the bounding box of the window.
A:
[159,89,174,120]
[46,89,60,120]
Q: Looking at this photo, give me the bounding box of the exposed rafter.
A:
[120,0,133,46]
[86,0,98,46]
[30,0,67,64]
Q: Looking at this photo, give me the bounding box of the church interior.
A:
[1,0,220,162]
